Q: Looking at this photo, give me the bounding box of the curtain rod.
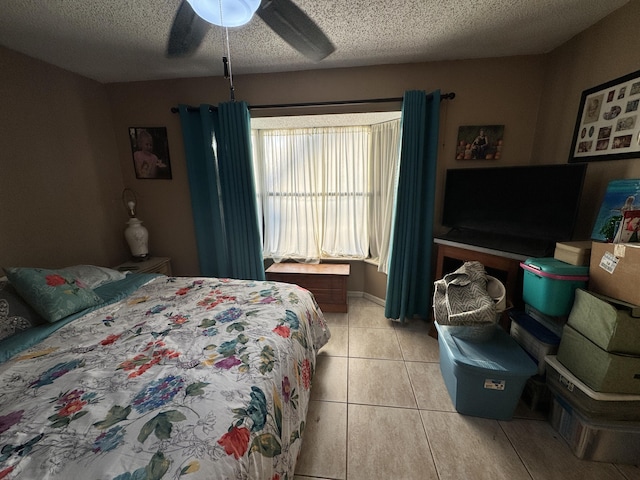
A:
[170,92,455,113]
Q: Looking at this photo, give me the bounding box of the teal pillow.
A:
[4,267,103,323]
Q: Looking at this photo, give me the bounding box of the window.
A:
[251,113,401,267]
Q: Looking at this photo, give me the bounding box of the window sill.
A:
[264,256,380,267]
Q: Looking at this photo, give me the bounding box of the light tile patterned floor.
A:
[294,296,640,480]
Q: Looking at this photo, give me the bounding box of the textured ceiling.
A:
[0,0,630,84]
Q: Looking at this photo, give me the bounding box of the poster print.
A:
[455,125,505,160]
[591,178,640,242]
[569,70,640,162]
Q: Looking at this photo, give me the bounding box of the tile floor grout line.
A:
[420,409,444,480]
[345,306,350,480]
[497,420,536,480]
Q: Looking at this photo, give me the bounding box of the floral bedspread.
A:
[0,276,330,480]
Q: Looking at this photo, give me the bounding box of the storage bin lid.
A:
[508,311,561,346]
[436,322,537,377]
[522,257,589,278]
[546,355,640,402]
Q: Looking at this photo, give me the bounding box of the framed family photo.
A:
[569,69,640,163]
[455,125,505,160]
[128,127,172,179]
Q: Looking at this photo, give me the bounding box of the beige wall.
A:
[106,55,547,279]
[2,0,639,297]
[0,47,125,269]
[533,0,640,240]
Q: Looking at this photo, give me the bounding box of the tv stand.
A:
[430,238,528,336]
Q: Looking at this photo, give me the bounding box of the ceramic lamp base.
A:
[124,217,149,259]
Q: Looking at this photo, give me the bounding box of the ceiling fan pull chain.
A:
[222,56,236,101]
[223,26,235,102]
[223,56,230,78]
[213,0,235,101]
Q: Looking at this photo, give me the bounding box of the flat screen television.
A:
[441,163,588,257]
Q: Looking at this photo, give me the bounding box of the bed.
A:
[0,266,330,479]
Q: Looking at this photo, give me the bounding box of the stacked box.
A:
[554,241,592,266]
[567,289,640,355]
[520,258,589,316]
[557,288,640,394]
[589,242,640,306]
[556,325,640,394]
[435,322,537,420]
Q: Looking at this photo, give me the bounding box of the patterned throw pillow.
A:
[58,265,126,289]
[0,281,46,341]
[3,267,103,323]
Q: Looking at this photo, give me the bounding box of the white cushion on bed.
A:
[58,265,126,289]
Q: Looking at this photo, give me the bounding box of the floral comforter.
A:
[0,276,330,480]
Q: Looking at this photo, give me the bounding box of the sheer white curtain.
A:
[369,119,401,273]
[253,126,370,262]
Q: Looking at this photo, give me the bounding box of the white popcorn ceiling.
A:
[0,0,629,84]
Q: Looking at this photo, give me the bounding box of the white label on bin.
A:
[614,244,627,258]
[484,379,506,391]
[599,251,619,274]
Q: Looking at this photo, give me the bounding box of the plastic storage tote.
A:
[508,310,560,375]
[520,258,589,316]
[550,395,640,464]
[545,355,640,422]
[435,322,537,420]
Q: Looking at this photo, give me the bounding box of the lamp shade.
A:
[187,0,260,27]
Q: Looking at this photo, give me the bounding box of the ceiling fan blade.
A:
[257,0,335,62]
[166,0,210,57]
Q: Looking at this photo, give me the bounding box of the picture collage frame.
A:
[569,69,640,163]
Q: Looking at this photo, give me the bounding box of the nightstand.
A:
[115,257,172,276]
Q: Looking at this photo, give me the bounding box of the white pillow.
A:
[59,265,126,289]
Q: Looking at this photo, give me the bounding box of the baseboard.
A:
[347,290,385,307]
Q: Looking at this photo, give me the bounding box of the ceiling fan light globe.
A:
[187,0,260,27]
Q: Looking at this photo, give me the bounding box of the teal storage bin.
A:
[435,322,537,420]
[520,258,589,316]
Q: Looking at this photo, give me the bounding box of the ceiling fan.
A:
[167,0,335,62]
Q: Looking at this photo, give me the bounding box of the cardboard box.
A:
[554,241,592,266]
[589,242,640,306]
[568,289,640,355]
